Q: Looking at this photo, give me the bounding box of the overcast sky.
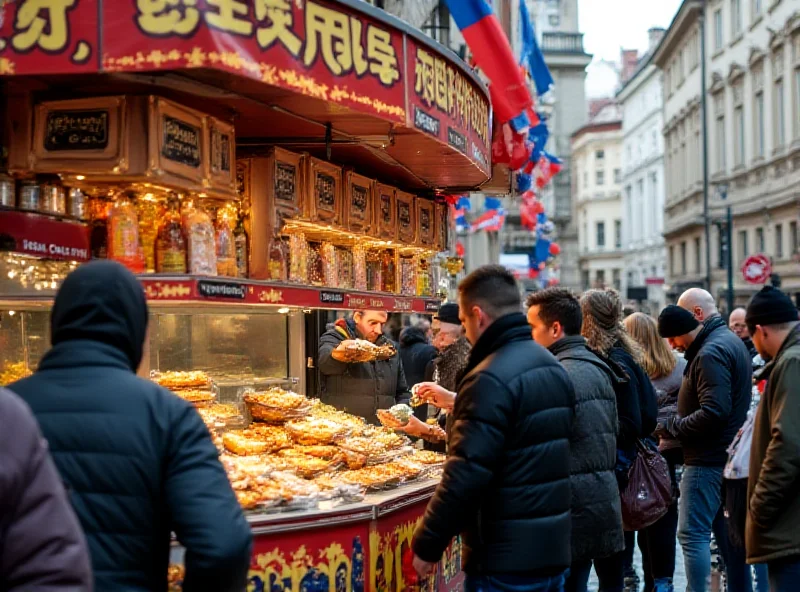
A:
[579,0,683,62]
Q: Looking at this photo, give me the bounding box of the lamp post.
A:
[700,3,712,292]
[715,182,733,315]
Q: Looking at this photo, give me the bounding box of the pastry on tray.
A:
[222,426,292,455]
[408,450,447,465]
[334,339,397,363]
[244,388,311,422]
[154,370,211,390]
[284,418,351,445]
[174,389,216,406]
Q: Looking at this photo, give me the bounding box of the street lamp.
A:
[714,182,733,315]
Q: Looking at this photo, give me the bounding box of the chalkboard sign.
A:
[315,172,336,209]
[398,202,411,228]
[380,194,392,224]
[275,162,296,204]
[351,184,368,216]
[161,115,201,168]
[44,110,109,151]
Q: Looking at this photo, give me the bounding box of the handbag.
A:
[724,408,756,480]
[620,439,673,530]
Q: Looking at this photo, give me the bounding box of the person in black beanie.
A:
[744,286,800,591]
[658,295,752,592]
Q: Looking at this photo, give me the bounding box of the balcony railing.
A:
[541,32,586,55]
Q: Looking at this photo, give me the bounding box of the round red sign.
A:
[741,254,772,284]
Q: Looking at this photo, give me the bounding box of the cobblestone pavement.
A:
[587,540,687,591]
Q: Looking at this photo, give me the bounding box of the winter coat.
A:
[413,313,575,575]
[601,345,658,453]
[652,356,687,452]
[673,315,752,467]
[399,326,437,388]
[0,387,92,591]
[549,335,624,563]
[9,261,252,592]
[746,325,800,564]
[318,318,410,423]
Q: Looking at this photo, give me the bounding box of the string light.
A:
[1,255,78,291]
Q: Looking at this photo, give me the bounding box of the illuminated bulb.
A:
[8,310,15,316]
[277,307,290,314]
[7,271,15,279]
[75,175,85,181]
[50,281,57,289]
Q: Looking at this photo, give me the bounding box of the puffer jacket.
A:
[674,315,752,467]
[652,356,686,452]
[550,335,624,563]
[318,318,410,423]
[0,388,92,591]
[746,325,800,564]
[413,313,575,575]
[399,326,437,388]
[9,261,252,592]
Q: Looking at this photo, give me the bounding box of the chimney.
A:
[648,27,666,53]
[620,49,639,83]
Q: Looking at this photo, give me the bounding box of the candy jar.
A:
[108,192,144,273]
[155,196,187,273]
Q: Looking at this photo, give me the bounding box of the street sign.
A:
[741,254,772,284]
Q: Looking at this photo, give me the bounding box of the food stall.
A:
[0,1,490,590]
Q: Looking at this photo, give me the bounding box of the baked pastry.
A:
[334,339,397,363]
[173,389,216,406]
[408,450,447,465]
[154,370,211,389]
[285,418,350,445]
[244,388,311,423]
[222,426,291,455]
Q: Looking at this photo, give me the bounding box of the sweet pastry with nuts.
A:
[222,425,291,455]
[285,417,350,445]
[154,370,211,390]
[244,387,311,422]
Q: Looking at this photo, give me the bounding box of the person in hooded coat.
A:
[9,261,252,592]
[0,387,92,591]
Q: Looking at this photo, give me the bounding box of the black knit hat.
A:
[658,304,700,338]
[745,286,798,328]
[435,303,460,326]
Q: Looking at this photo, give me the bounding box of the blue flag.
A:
[519,0,554,97]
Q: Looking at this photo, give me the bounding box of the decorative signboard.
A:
[206,117,236,194]
[149,97,204,186]
[345,171,374,234]
[416,199,435,248]
[305,157,342,227]
[374,183,398,241]
[742,254,772,284]
[396,191,416,245]
[0,211,90,262]
[31,96,127,172]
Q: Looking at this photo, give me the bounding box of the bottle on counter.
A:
[380,249,396,293]
[137,197,163,274]
[108,192,144,273]
[155,196,187,274]
[89,196,111,260]
[215,208,237,277]
[234,214,249,279]
[185,204,217,276]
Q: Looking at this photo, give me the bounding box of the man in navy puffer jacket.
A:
[10,261,252,592]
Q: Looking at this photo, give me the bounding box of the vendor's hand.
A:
[413,555,435,578]
[331,340,357,361]
[415,383,456,412]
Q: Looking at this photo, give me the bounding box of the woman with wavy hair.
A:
[624,312,686,592]
[580,290,660,592]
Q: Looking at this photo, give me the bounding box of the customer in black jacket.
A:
[10,261,252,592]
[399,323,437,421]
[526,288,625,592]
[413,266,575,592]
[658,292,752,592]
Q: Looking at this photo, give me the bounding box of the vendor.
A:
[318,310,411,423]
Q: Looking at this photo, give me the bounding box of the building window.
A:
[755,89,765,158]
[548,14,560,27]
[612,269,621,291]
[596,170,605,186]
[583,171,588,188]
[581,270,590,291]
[731,0,742,37]
[422,3,451,48]
[595,149,605,161]
[756,227,765,252]
[753,0,763,17]
[680,241,687,275]
[694,237,702,273]
[774,78,786,148]
[716,114,726,172]
[791,221,799,254]
[734,105,745,167]
[613,168,622,184]
[596,222,606,249]
[714,9,724,51]
[776,224,784,259]
[669,245,675,276]
[794,65,800,141]
[615,219,622,249]
[596,270,606,288]
[738,230,749,262]
[652,130,658,151]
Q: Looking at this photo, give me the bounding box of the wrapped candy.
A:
[289,233,308,283]
[352,243,367,290]
[320,242,337,287]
